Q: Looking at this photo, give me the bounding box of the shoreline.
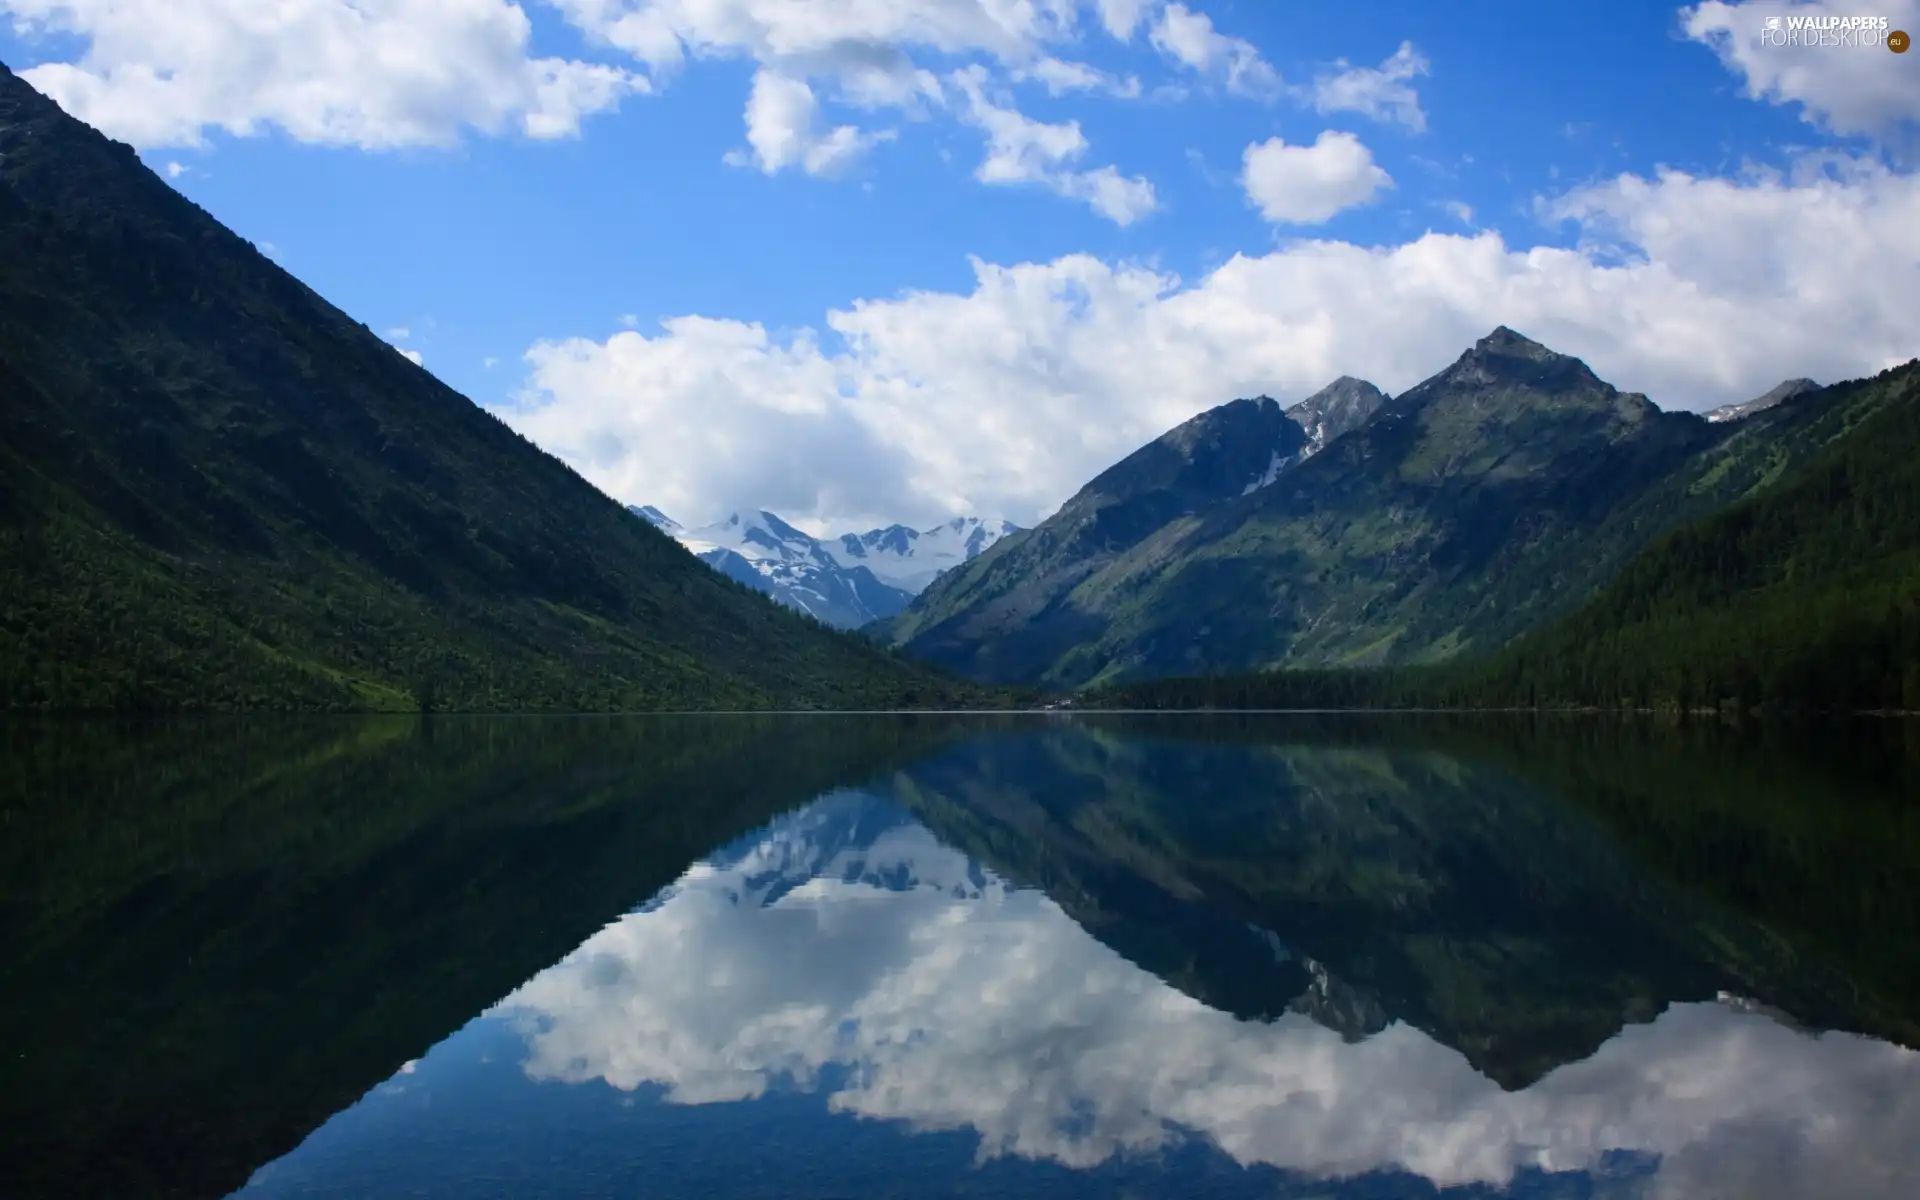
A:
[2,706,1914,719]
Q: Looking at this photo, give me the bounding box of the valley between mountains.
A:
[0,59,1914,715]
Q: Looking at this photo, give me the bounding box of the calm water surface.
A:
[3,714,1917,1198]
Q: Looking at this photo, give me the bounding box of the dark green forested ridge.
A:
[0,63,1004,712]
[1088,359,1920,713]
[886,325,1894,690]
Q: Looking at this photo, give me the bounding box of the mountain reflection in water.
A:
[4,715,1917,1199]
[477,793,1918,1197]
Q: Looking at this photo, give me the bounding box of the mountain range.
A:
[1091,355,1918,714]
[877,326,1918,704]
[875,376,1387,681]
[1,53,1913,716]
[0,62,991,713]
[630,505,1020,629]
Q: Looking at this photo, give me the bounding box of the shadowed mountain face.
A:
[0,63,980,712]
[883,328,1892,689]
[875,394,1312,680]
[1089,360,1920,715]
[4,715,1917,1199]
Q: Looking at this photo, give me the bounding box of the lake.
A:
[3,713,1917,1198]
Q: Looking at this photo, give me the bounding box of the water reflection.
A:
[249,783,1920,1198]
[0,714,984,1200]
[7,714,1917,1199]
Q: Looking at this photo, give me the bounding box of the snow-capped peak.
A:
[827,515,1024,594]
[624,504,1021,621]
[630,504,682,533]
[683,509,823,563]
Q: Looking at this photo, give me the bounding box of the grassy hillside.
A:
[0,64,996,712]
[1090,359,1920,713]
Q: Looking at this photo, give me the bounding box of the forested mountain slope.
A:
[892,326,1914,693]
[892,330,1715,686]
[1480,360,1920,711]
[876,392,1313,679]
[1093,359,1920,713]
[0,64,987,712]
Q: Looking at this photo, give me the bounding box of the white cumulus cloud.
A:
[1095,0,1156,40]
[952,67,1158,224]
[500,152,1920,532]
[1146,1,1280,97]
[4,0,1339,215]
[507,316,920,534]
[1307,41,1431,132]
[1013,56,1142,98]
[552,0,1270,206]
[729,69,891,176]
[1242,130,1394,223]
[3,0,643,149]
[1682,0,1920,139]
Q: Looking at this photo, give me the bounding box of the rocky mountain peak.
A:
[1423,326,1606,400]
[1475,325,1552,357]
[1285,377,1389,459]
[1705,378,1820,424]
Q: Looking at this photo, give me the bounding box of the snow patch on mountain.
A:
[633,504,681,533]
[628,506,911,628]
[1242,449,1288,495]
[1238,377,1388,497]
[631,506,1020,625]
[826,516,1025,594]
[1704,378,1819,424]
[1285,377,1389,461]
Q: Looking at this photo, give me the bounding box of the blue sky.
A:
[2,0,1916,530]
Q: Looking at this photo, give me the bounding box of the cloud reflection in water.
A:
[491,794,1920,1198]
